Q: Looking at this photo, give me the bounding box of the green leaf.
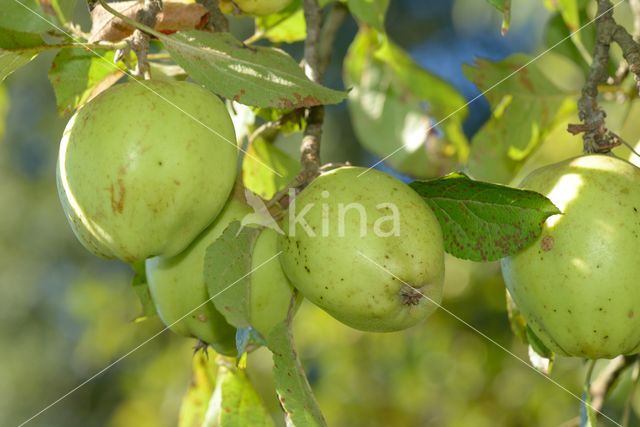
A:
[130,261,156,320]
[526,327,554,374]
[409,173,560,261]
[204,222,261,329]
[463,54,576,184]
[0,0,51,33]
[204,364,275,427]
[254,0,306,43]
[544,0,591,63]
[505,290,527,343]
[243,138,300,200]
[268,319,327,427]
[48,47,126,114]
[485,0,511,34]
[179,352,218,427]
[160,30,345,109]
[347,0,390,32]
[344,28,468,179]
[0,29,44,81]
[50,0,79,25]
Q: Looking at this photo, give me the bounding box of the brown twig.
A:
[296,1,346,188]
[569,0,640,153]
[297,0,325,186]
[197,0,229,32]
[130,0,162,78]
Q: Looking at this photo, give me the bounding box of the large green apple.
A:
[502,155,640,358]
[57,80,238,263]
[220,0,293,15]
[278,167,445,332]
[249,227,298,338]
[146,198,252,356]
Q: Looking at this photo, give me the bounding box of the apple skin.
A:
[278,167,445,332]
[249,227,298,338]
[146,198,252,356]
[220,0,293,15]
[57,80,238,263]
[502,155,640,358]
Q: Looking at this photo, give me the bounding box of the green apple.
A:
[502,154,640,358]
[146,198,252,356]
[249,227,298,338]
[220,0,293,15]
[278,167,445,332]
[57,80,238,263]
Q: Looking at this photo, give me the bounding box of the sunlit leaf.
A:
[526,327,554,375]
[179,352,218,427]
[204,222,261,329]
[161,30,346,109]
[48,47,126,114]
[254,0,306,43]
[544,0,591,62]
[485,0,512,34]
[243,138,300,200]
[0,0,51,33]
[410,173,560,261]
[268,318,327,427]
[463,54,576,184]
[50,0,78,24]
[506,290,527,343]
[347,0,390,32]
[130,261,156,320]
[204,363,275,427]
[344,28,468,179]
[0,29,44,82]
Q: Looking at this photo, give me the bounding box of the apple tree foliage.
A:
[4,0,640,425]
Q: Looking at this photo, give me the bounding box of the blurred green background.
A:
[2,0,639,426]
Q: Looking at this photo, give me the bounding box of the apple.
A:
[57,80,238,263]
[249,227,298,338]
[502,155,640,358]
[278,167,445,332]
[219,0,293,16]
[146,197,252,356]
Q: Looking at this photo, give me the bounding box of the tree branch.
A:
[297,1,345,187]
[318,3,348,76]
[297,0,325,186]
[130,0,162,78]
[197,0,229,32]
[568,0,640,153]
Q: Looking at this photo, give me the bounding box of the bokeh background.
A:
[2,0,639,426]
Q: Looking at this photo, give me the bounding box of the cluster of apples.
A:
[56,77,640,360]
[57,80,447,355]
